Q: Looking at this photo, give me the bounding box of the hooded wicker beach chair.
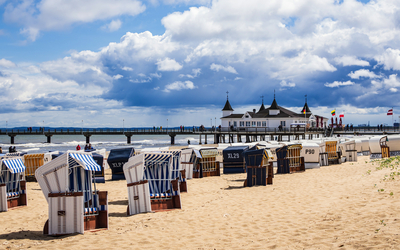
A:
[35,151,108,235]
[242,148,273,187]
[191,148,220,178]
[107,147,135,180]
[124,153,181,216]
[0,157,27,212]
[276,144,305,174]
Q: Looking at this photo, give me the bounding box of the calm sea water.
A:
[0,134,211,154]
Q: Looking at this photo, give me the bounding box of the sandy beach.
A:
[1,155,400,249]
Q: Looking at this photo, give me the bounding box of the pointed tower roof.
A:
[270,98,278,109]
[269,90,279,109]
[222,99,234,111]
[301,95,311,114]
[301,102,311,114]
[258,95,265,112]
[222,91,234,111]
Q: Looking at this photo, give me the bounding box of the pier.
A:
[0,127,323,145]
[1,126,398,145]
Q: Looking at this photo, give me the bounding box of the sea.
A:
[0,131,208,154]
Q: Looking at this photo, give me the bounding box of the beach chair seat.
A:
[7,192,19,199]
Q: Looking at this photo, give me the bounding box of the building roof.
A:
[269,98,279,109]
[301,102,311,114]
[222,99,234,111]
[258,102,265,112]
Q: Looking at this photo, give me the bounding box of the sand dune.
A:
[1,156,400,249]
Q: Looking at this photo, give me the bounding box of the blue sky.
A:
[0,0,400,128]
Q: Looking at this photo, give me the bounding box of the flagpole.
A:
[392,107,394,127]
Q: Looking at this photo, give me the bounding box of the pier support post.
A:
[126,135,132,144]
[46,135,52,143]
[86,136,90,144]
[246,135,250,143]
[8,134,15,144]
[214,134,219,144]
[205,134,207,144]
[169,133,176,145]
[199,134,202,145]
[237,135,241,142]
[223,135,225,143]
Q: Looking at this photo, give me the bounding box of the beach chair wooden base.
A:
[267,164,274,185]
[1,181,27,212]
[346,150,358,162]
[244,166,267,187]
[179,169,187,192]
[180,182,187,192]
[223,166,246,174]
[381,146,390,158]
[151,195,181,211]
[43,191,108,235]
[194,162,220,178]
[319,153,329,166]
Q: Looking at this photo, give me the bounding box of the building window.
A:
[245,115,249,118]
[257,121,261,127]
[246,121,250,127]
[280,121,286,127]
[229,121,231,126]
[262,121,266,127]
[240,121,244,127]
[234,121,237,127]
[252,121,256,127]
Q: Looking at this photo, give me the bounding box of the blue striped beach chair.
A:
[0,157,27,212]
[35,151,108,235]
[124,152,181,216]
[161,150,187,192]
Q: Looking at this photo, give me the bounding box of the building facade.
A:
[221,97,328,130]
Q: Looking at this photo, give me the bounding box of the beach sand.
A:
[1,155,400,249]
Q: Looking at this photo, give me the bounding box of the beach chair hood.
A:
[1,158,26,174]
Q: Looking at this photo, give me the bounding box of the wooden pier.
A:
[0,127,324,145]
[1,126,397,145]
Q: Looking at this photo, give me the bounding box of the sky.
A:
[0,0,400,128]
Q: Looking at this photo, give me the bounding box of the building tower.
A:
[222,91,234,117]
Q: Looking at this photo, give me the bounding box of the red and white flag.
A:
[387,109,393,115]
[339,113,344,118]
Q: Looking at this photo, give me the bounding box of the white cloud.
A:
[383,74,400,88]
[163,80,197,92]
[113,74,123,79]
[179,68,201,78]
[376,48,400,71]
[150,72,162,78]
[122,66,133,71]
[0,58,16,68]
[324,80,354,88]
[348,69,381,79]
[280,80,295,87]
[210,63,238,74]
[4,0,145,41]
[102,19,122,32]
[334,56,370,67]
[389,88,398,92]
[156,58,183,71]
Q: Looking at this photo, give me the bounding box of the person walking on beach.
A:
[76,144,81,150]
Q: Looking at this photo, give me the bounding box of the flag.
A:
[331,110,336,116]
[339,113,344,118]
[387,109,393,115]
